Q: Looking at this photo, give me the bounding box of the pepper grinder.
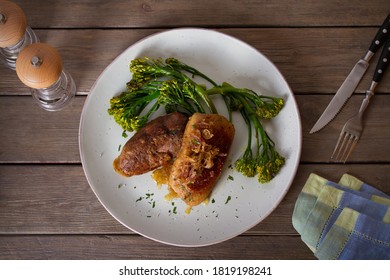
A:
[0,0,39,70]
[16,43,76,111]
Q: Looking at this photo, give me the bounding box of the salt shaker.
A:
[16,43,76,111]
[0,0,39,70]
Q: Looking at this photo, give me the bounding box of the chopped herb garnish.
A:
[211,198,215,203]
[225,196,231,204]
[145,193,154,199]
[173,206,177,214]
[118,144,122,151]
[227,175,234,181]
[136,197,142,202]
[122,130,128,138]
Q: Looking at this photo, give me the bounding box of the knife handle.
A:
[369,13,390,54]
[373,39,390,83]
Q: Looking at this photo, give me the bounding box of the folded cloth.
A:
[315,207,390,260]
[292,173,390,260]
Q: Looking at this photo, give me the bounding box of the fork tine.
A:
[339,134,354,161]
[332,132,359,163]
[332,131,349,161]
[330,90,368,162]
[342,136,359,163]
[336,133,350,160]
[331,131,346,159]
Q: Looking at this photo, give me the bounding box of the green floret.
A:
[254,95,284,119]
[257,151,285,184]
[129,57,172,88]
[107,88,160,132]
[235,157,257,177]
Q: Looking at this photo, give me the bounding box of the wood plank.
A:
[1,94,390,164]
[1,28,390,96]
[0,234,315,259]
[0,165,125,234]
[0,164,388,235]
[0,96,83,163]
[14,0,390,28]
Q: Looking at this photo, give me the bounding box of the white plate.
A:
[79,28,302,247]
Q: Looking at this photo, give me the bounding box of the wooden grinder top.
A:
[16,43,62,89]
[0,1,27,48]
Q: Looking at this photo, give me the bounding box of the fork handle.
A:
[358,82,375,115]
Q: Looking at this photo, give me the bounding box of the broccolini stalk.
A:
[108,57,221,132]
[108,84,161,132]
[130,57,218,114]
[210,82,284,119]
[234,94,285,183]
[158,80,202,114]
[233,107,257,177]
[165,58,218,86]
[205,81,285,182]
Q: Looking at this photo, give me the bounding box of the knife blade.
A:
[309,13,390,134]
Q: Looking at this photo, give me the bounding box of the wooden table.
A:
[1,0,389,260]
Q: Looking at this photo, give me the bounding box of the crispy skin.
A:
[168,113,235,206]
[113,112,188,177]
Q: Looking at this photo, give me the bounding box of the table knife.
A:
[309,13,390,134]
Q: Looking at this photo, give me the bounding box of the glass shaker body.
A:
[0,2,39,70]
[0,26,39,70]
[31,69,76,111]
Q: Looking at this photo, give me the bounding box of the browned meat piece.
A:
[168,113,235,206]
[113,112,188,177]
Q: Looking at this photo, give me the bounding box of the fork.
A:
[331,38,390,162]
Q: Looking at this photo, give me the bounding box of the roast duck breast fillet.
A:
[113,112,188,177]
[168,113,235,206]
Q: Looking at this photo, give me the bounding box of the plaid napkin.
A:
[292,173,390,259]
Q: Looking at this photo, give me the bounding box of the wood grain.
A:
[1,163,388,260]
[13,0,390,28]
[1,94,390,164]
[1,0,390,260]
[0,235,315,260]
[0,164,388,237]
[1,28,390,95]
[0,96,82,163]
